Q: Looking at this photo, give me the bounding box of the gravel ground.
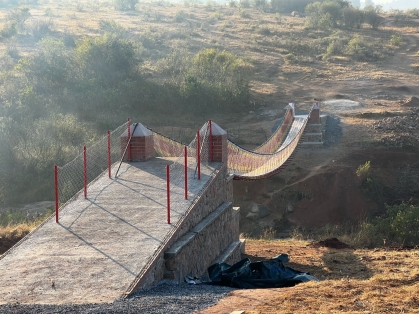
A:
[323,114,342,147]
[0,283,234,314]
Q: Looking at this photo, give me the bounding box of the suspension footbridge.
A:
[0,103,322,304]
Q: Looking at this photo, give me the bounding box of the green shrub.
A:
[356,160,371,180]
[239,8,251,18]
[75,34,137,86]
[271,0,313,13]
[29,19,53,40]
[7,6,30,32]
[239,0,251,8]
[99,20,128,38]
[345,35,382,61]
[257,26,271,35]
[285,53,297,63]
[389,35,402,47]
[364,6,382,29]
[177,48,253,113]
[341,6,363,29]
[113,0,138,11]
[253,0,268,11]
[174,10,188,23]
[305,0,348,30]
[62,33,76,48]
[0,22,17,39]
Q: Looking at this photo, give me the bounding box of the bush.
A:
[271,0,313,13]
[356,160,371,180]
[239,9,251,18]
[345,35,382,61]
[29,19,53,40]
[285,53,297,63]
[113,0,138,11]
[176,48,253,113]
[174,10,188,23]
[253,0,268,12]
[305,0,349,30]
[0,22,17,39]
[7,6,30,32]
[341,6,363,29]
[75,34,137,86]
[228,0,237,7]
[239,0,251,8]
[99,20,128,38]
[389,35,402,47]
[364,6,382,29]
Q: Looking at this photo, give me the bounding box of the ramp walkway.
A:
[0,103,322,305]
[0,159,218,304]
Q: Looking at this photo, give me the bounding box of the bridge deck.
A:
[0,158,217,304]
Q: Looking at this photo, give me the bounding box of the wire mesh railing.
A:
[252,106,293,154]
[56,121,129,215]
[227,106,313,180]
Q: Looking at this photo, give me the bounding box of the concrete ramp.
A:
[0,158,219,304]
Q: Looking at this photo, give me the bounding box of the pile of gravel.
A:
[371,108,419,148]
[323,114,342,147]
[0,283,234,314]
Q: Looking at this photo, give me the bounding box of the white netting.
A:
[227,109,312,180]
[252,107,293,154]
[57,122,129,210]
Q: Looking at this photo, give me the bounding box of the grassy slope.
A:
[202,239,419,313]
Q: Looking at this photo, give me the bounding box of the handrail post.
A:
[127,118,131,161]
[166,165,170,224]
[197,131,200,180]
[184,146,188,200]
[209,120,213,162]
[83,146,87,198]
[107,130,111,178]
[54,165,59,223]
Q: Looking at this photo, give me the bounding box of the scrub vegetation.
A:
[0,0,418,248]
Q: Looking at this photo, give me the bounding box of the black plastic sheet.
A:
[208,254,319,289]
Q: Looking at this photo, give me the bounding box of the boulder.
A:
[246,203,270,220]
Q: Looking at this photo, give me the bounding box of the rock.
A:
[246,212,259,221]
[401,96,419,107]
[246,204,270,220]
[291,11,304,17]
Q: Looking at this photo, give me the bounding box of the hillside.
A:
[0,0,418,243]
[0,0,418,312]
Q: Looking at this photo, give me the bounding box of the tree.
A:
[342,6,363,29]
[364,5,381,29]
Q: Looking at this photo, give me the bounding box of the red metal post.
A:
[127,118,131,161]
[166,165,170,224]
[107,130,111,178]
[197,131,201,180]
[54,165,59,223]
[184,146,188,200]
[83,146,87,198]
[209,120,213,162]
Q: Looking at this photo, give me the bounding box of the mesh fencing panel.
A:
[253,108,293,154]
[57,122,129,210]
[228,110,311,180]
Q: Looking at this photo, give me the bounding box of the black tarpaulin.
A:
[207,254,319,289]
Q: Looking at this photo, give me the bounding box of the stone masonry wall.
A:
[164,202,238,281]
[128,163,234,292]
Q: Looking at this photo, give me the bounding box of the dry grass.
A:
[0,222,34,240]
[202,239,419,313]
